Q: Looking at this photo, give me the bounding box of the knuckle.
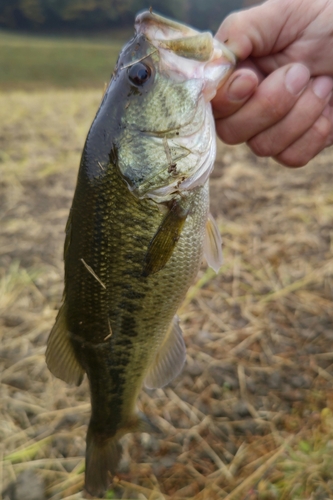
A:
[260,93,288,123]
[215,13,238,43]
[217,121,243,145]
[274,152,307,168]
[313,115,331,141]
[248,134,274,157]
[221,12,239,29]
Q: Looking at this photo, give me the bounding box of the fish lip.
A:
[202,38,236,100]
[135,10,198,38]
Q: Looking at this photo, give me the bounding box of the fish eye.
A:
[128,62,151,86]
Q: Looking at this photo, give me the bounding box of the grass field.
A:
[0,30,132,90]
[1,30,333,500]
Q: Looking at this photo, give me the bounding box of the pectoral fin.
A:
[144,316,186,389]
[142,200,189,277]
[46,304,85,386]
[204,213,223,273]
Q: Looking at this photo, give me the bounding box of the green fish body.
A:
[46,11,235,497]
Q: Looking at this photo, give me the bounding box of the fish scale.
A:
[66,155,208,413]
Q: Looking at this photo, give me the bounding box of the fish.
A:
[46,10,235,498]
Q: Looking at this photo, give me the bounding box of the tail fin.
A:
[85,425,122,498]
[84,415,159,497]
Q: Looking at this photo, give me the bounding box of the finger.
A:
[323,104,333,146]
[252,53,293,76]
[212,68,259,120]
[248,76,333,157]
[215,63,310,145]
[215,0,302,60]
[274,113,332,167]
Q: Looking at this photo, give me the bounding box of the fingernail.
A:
[312,76,333,99]
[285,64,310,95]
[228,74,257,101]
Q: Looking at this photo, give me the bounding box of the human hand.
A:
[213,0,333,167]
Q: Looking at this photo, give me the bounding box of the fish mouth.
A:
[135,11,215,62]
[134,10,236,98]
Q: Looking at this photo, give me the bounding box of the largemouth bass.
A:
[46,10,235,497]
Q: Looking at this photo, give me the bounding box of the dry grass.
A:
[1,89,333,500]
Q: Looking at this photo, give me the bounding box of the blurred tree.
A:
[0,0,44,28]
[0,0,17,28]
[19,0,45,23]
[243,0,262,6]
[185,0,243,31]
[45,0,134,22]
[0,0,243,32]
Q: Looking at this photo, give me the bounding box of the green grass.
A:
[0,29,132,90]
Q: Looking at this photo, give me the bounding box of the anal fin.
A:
[144,316,186,389]
[204,213,223,273]
[46,304,85,386]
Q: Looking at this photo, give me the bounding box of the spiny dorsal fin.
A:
[46,304,85,386]
[142,200,189,277]
[203,213,223,273]
[144,316,186,389]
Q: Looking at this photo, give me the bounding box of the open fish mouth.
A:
[135,10,236,98]
[135,10,215,62]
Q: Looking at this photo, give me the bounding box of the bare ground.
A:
[1,90,333,500]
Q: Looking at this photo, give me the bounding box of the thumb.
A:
[215,0,300,61]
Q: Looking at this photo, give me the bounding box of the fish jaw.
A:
[135,10,236,101]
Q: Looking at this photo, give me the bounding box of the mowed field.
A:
[1,31,333,500]
[0,30,129,90]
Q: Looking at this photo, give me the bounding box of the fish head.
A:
[110,11,235,202]
[134,10,235,101]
